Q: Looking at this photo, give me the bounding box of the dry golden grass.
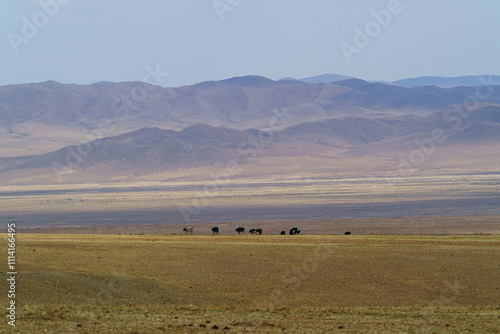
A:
[1,234,499,333]
[4,305,500,333]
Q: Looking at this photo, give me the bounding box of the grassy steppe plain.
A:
[2,173,500,232]
[1,234,499,333]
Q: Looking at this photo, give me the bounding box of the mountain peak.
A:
[278,74,355,84]
[195,75,275,88]
[333,78,371,89]
[37,80,64,89]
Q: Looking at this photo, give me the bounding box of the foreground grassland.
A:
[1,234,499,333]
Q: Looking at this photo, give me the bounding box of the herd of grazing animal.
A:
[182,226,354,235]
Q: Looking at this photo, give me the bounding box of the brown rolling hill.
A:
[448,122,500,143]
[348,104,500,157]
[278,116,417,145]
[1,103,498,185]
[404,103,500,144]
[12,125,272,172]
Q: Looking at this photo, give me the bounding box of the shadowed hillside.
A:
[1,104,499,184]
[14,125,272,171]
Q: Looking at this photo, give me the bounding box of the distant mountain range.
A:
[1,74,499,184]
[393,75,500,88]
[96,74,500,88]
[2,75,500,157]
[280,74,500,88]
[279,74,355,83]
[1,102,499,182]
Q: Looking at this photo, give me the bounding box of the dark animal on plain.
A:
[344,231,351,235]
[183,227,194,234]
[289,227,300,235]
[235,227,245,235]
[280,231,286,235]
[212,227,219,235]
[256,228,263,235]
[249,229,256,235]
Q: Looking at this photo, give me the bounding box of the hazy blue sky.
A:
[1,0,499,86]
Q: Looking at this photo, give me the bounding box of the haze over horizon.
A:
[1,0,499,87]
